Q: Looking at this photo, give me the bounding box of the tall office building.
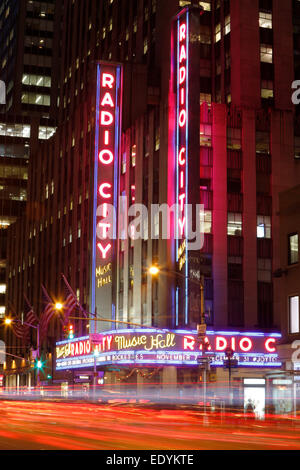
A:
[0,0,61,323]
[4,0,300,407]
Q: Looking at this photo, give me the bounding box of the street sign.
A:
[89,333,102,345]
[197,356,214,364]
[197,323,206,337]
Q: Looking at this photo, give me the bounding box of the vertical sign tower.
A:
[172,6,202,327]
[92,62,123,332]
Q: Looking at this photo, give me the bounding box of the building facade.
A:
[4,0,300,412]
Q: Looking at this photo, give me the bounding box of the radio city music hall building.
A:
[4,0,300,410]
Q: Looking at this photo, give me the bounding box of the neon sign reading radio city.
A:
[96,65,121,261]
[177,20,188,243]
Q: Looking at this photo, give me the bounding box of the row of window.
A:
[22,73,51,88]
[21,92,50,106]
[228,213,271,238]
[0,123,56,140]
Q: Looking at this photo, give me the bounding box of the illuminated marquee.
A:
[55,329,282,370]
[92,62,123,329]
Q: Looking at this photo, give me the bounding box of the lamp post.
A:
[93,349,99,400]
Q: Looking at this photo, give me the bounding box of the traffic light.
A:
[68,324,74,339]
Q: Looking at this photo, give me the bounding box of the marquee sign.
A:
[55,329,282,370]
[92,62,123,331]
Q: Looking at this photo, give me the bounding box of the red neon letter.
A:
[199,337,212,351]
[104,130,110,145]
[179,23,186,42]
[99,149,114,165]
[180,171,184,189]
[101,92,115,108]
[102,73,115,89]
[178,147,186,165]
[183,335,195,351]
[179,110,186,127]
[99,183,112,199]
[97,242,112,259]
[179,45,186,63]
[100,111,114,126]
[178,217,186,236]
[216,336,227,351]
[179,66,186,84]
[239,337,253,352]
[265,338,276,353]
[98,222,111,238]
[179,193,186,211]
[180,88,185,106]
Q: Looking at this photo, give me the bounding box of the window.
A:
[295,136,300,160]
[256,131,270,154]
[200,124,212,147]
[261,80,274,99]
[224,15,231,35]
[0,284,6,294]
[227,128,241,150]
[214,23,221,43]
[38,126,56,140]
[227,213,242,236]
[199,25,211,44]
[22,74,51,87]
[0,306,5,318]
[0,123,30,138]
[143,38,148,54]
[131,145,136,167]
[203,210,212,234]
[257,215,271,238]
[21,92,50,106]
[288,233,299,265]
[258,258,272,282]
[200,1,211,11]
[289,296,300,334]
[259,12,272,29]
[260,44,273,63]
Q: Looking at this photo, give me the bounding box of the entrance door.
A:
[244,386,265,419]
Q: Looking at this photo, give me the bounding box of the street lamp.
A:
[149,265,159,276]
[55,302,63,311]
[4,318,12,326]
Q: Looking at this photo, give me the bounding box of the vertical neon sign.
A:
[92,62,123,333]
[176,12,189,325]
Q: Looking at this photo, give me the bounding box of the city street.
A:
[0,400,299,450]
